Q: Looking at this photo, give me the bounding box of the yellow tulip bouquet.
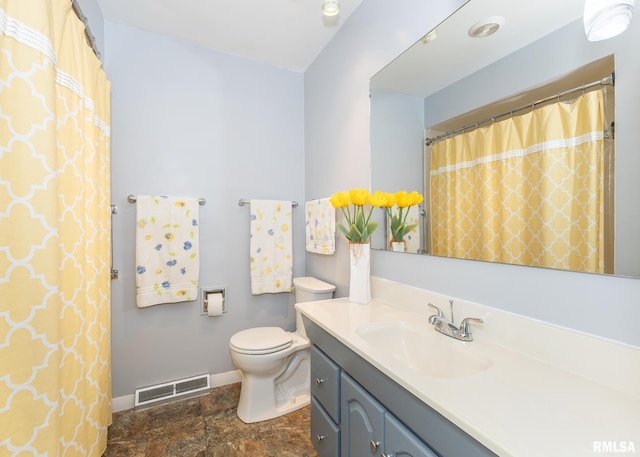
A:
[386,191,424,243]
[329,189,423,244]
[329,189,390,243]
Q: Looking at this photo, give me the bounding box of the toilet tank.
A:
[293,277,336,338]
[293,277,336,303]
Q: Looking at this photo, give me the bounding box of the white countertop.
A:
[297,297,640,457]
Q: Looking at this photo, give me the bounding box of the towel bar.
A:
[238,199,298,208]
[128,194,206,206]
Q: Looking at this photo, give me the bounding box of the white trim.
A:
[111,393,135,413]
[431,131,604,175]
[110,370,242,413]
[211,369,242,387]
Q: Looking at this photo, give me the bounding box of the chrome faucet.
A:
[427,301,484,342]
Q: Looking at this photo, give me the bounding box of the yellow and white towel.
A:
[249,200,293,295]
[135,195,200,307]
[305,198,335,255]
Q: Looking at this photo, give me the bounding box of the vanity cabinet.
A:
[311,345,340,421]
[311,396,340,457]
[305,317,497,457]
[310,344,439,457]
[384,413,438,457]
[310,345,341,457]
[342,372,437,457]
[341,372,385,456]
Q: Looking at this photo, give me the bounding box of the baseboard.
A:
[210,369,242,388]
[111,370,242,413]
[112,393,135,413]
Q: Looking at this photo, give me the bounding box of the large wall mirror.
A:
[370,0,640,279]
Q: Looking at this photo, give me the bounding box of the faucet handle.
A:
[459,317,484,337]
[427,303,444,325]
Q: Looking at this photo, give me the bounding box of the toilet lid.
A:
[230,327,293,354]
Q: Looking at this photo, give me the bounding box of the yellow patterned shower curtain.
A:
[0,1,111,456]
[430,89,606,273]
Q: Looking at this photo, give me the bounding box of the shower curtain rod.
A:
[71,0,101,60]
[425,73,614,146]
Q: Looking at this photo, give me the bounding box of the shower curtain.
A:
[0,1,112,456]
[430,89,606,273]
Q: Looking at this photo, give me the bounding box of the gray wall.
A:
[104,22,305,397]
[369,88,424,250]
[96,0,640,397]
[305,0,640,347]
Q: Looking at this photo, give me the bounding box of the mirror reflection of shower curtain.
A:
[429,88,611,274]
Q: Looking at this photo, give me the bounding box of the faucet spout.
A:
[427,303,444,325]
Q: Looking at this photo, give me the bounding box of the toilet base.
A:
[237,388,310,423]
[235,348,311,423]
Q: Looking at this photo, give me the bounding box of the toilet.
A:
[229,277,335,423]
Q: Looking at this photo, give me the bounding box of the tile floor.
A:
[103,383,319,457]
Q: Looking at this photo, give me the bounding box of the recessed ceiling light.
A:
[468,16,504,38]
[323,0,340,17]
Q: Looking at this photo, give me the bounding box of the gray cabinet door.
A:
[341,373,385,457]
[311,397,341,457]
[384,413,438,457]
[311,345,341,422]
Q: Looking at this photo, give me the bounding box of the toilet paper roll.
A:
[207,292,224,317]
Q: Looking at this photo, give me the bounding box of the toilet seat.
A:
[230,327,293,355]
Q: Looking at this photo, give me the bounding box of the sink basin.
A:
[356,321,492,379]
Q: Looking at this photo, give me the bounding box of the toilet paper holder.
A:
[201,288,227,316]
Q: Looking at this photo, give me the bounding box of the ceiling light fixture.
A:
[421,30,437,44]
[468,16,504,38]
[584,0,634,41]
[322,0,340,17]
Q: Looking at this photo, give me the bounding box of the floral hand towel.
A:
[135,195,200,307]
[305,198,335,255]
[249,200,293,295]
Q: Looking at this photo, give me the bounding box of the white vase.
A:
[349,242,371,304]
[390,240,407,252]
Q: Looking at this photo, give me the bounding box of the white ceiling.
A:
[97,0,364,72]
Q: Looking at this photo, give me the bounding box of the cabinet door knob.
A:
[315,378,326,386]
[369,440,380,452]
[315,434,326,442]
